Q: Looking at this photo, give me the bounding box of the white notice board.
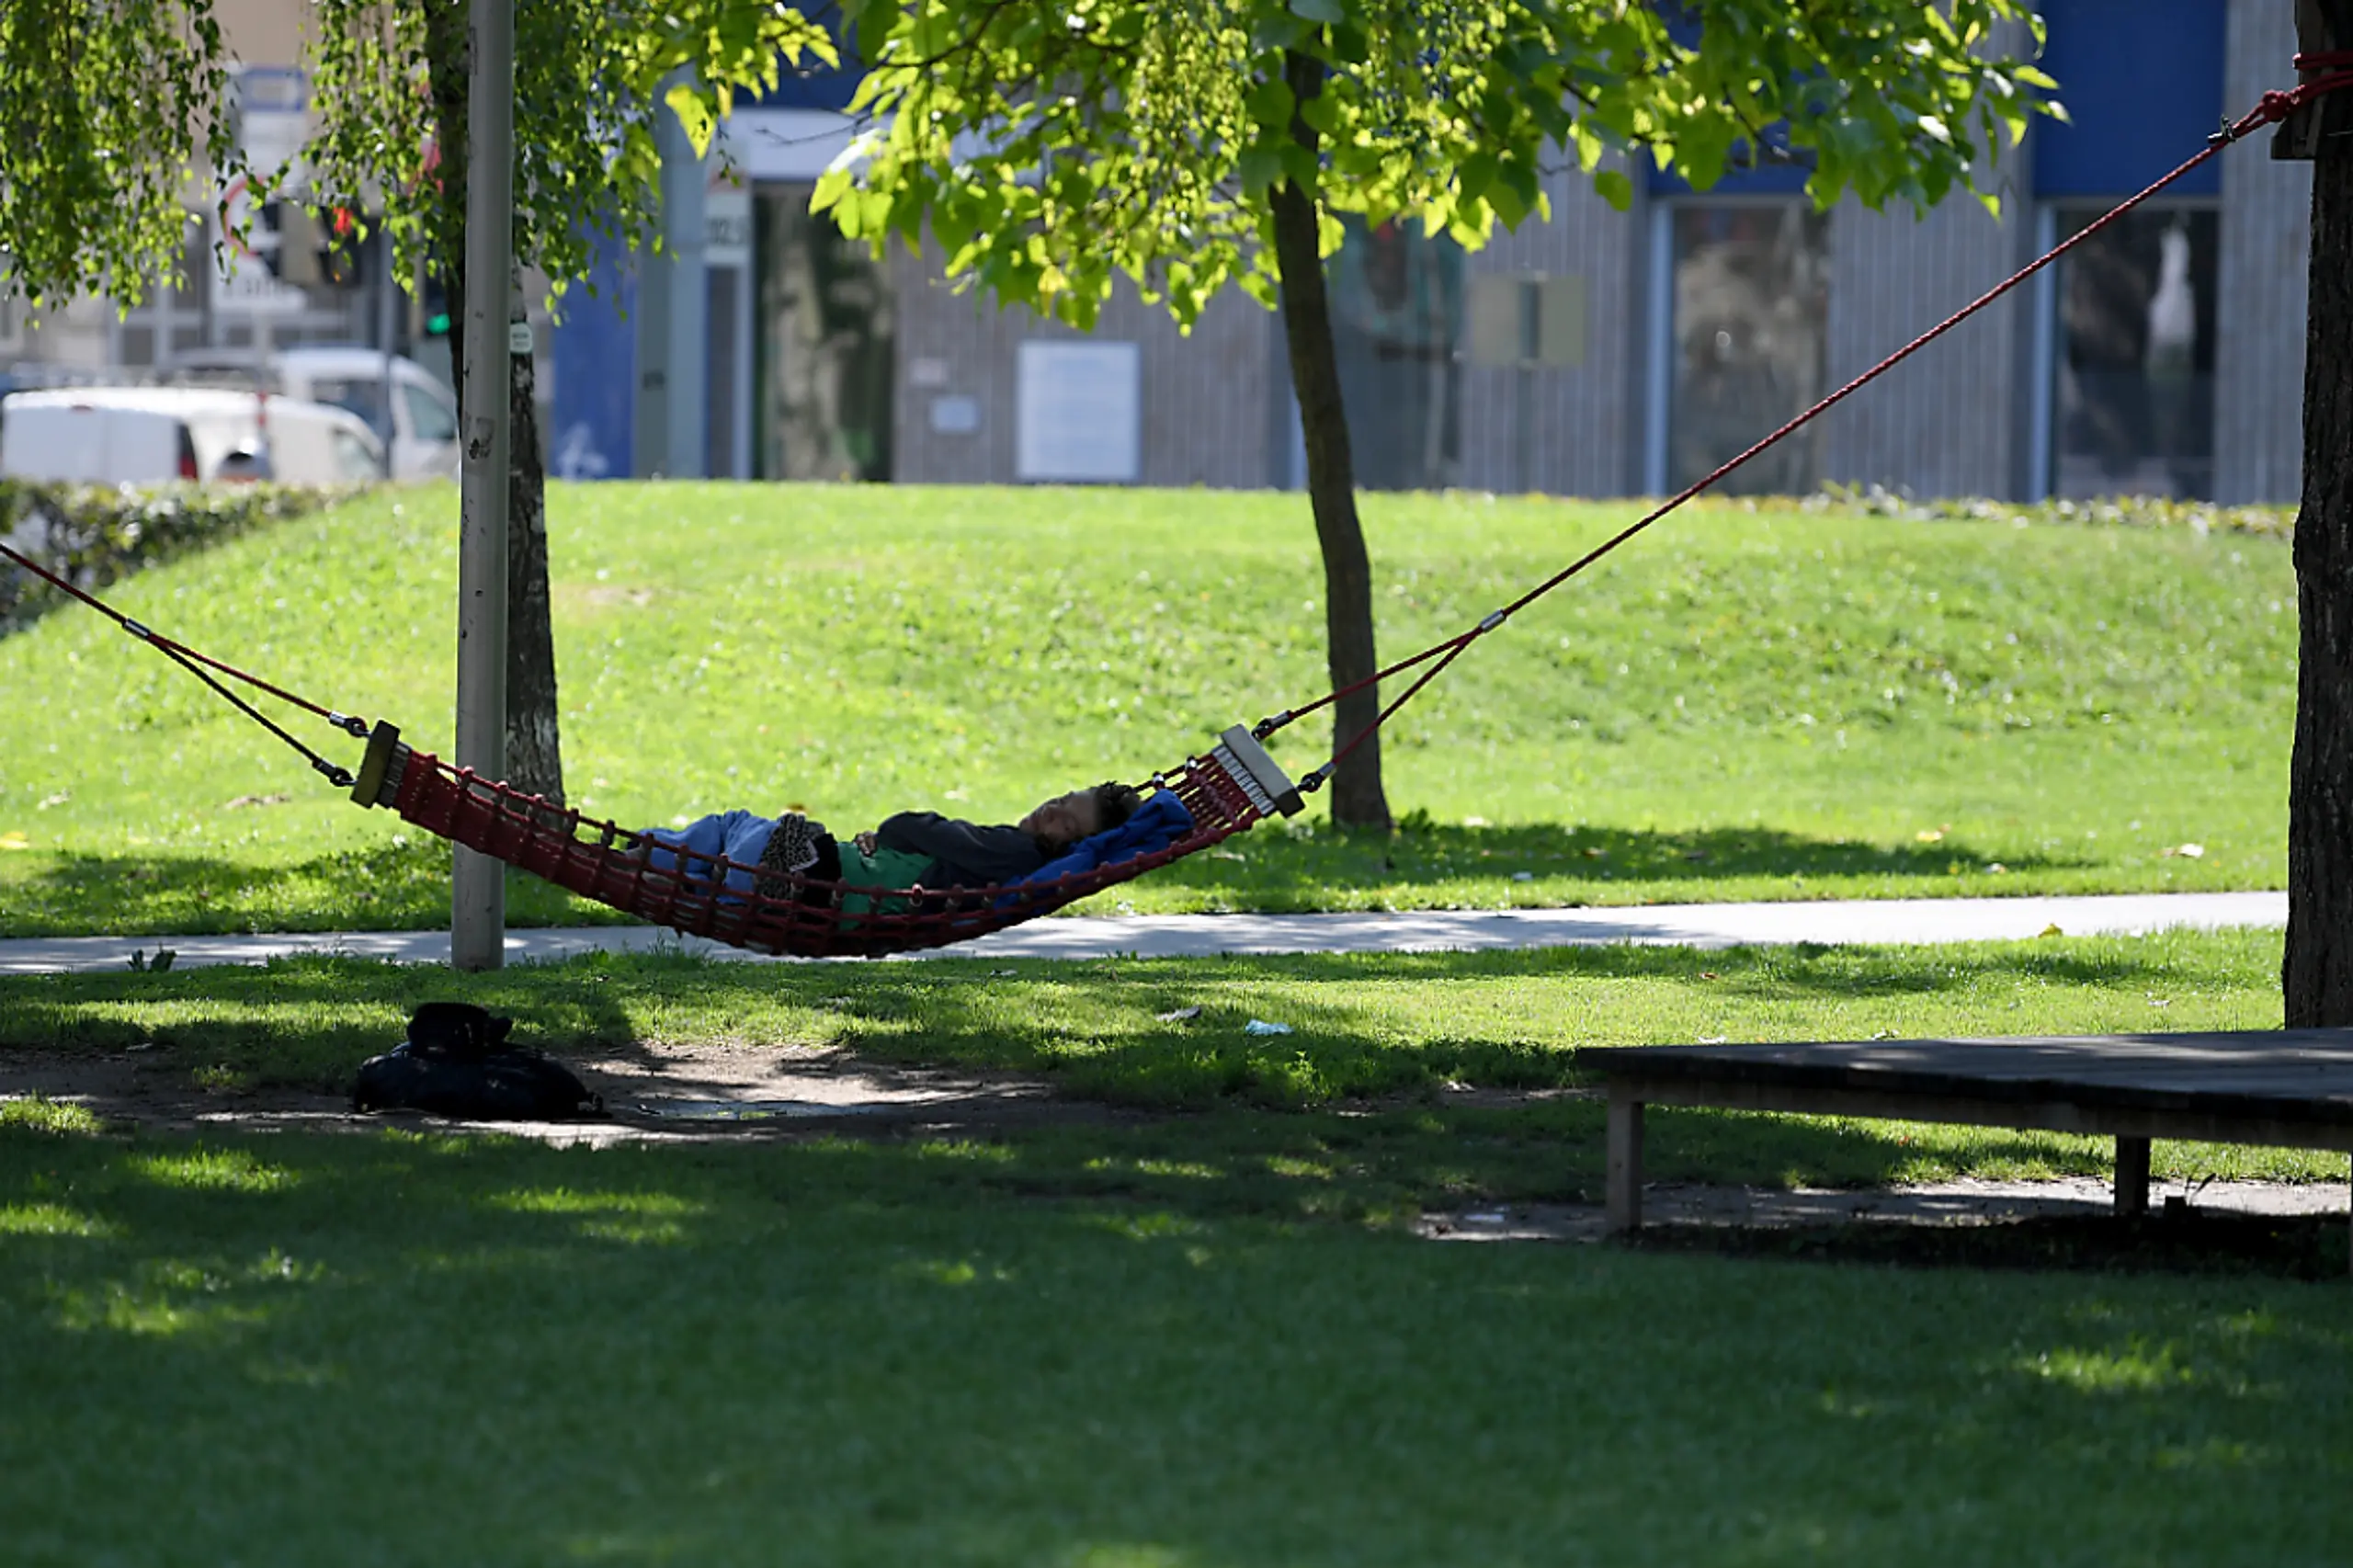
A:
[1016,340,1142,483]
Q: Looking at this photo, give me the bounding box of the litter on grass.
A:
[1156,1006,1202,1023]
[1244,1019,1294,1036]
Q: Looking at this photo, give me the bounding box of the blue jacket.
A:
[637,809,775,893]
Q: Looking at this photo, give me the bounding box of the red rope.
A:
[1275,64,2353,785]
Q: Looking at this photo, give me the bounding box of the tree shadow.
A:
[1,1110,2346,1567]
[0,839,631,937]
[2,818,2101,938]
[0,938,2229,1110]
[1143,821,2093,907]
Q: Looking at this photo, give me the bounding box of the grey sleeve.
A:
[872,812,1043,881]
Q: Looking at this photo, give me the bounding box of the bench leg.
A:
[1608,1090,1645,1233]
[2115,1136,2151,1218]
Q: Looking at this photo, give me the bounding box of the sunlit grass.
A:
[0,483,2296,934]
[1,1114,2347,1563]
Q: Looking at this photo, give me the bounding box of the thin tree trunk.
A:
[2285,111,2353,1027]
[1269,48,1390,830]
[506,342,563,801]
[422,0,562,801]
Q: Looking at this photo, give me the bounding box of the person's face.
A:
[1020,790,1102,850]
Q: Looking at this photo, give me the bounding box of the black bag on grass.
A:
[353,1002,603,1120]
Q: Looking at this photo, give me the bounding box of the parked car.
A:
[0,387,386,486]
[170,347,460,480]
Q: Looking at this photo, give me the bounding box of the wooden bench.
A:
[1587,1028,2353,1264]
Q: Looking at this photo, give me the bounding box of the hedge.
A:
[0,481,337,631]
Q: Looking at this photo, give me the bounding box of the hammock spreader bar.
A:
[349,720,1302,959]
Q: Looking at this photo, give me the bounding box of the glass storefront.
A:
[1327,215,1464,492]
[755,184,894,483]
[2051,204,2217,500]
[1666,203,1830,495]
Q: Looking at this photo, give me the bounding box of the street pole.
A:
[375,228,397,469]
[657,74,708,478]
[451,0,514,971]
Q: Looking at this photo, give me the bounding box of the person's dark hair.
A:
[1091,781,1142,833]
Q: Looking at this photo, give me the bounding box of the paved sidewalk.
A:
[0,890,2286,974]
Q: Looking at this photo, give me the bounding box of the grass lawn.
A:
[0,483,2298,936]
[9,920,2349,1560]
[6,1085,2351,1564]
[2,926,2334,1185]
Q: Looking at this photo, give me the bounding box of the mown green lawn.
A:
[0,483,2298,935]
[1,926,2331,1183]
[6,1082,2350,1566]
[7,488,2339,1564]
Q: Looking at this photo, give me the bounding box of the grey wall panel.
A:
[891,244,1280,489]
[1458,163,1643,496]
[1820,196,2022,499]
[2217,0,2310,505]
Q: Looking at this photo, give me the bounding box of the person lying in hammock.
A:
[636,782,1143,909]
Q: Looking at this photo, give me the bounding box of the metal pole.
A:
[375,228,398,471]
[657,74,708,479]
[451,0,514,971]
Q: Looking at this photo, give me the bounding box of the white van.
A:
[0,387,386,486]
[170,347,460,480]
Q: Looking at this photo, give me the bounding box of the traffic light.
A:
[420,276,451,339]
[316,206,364,288]
[256,200,365,288]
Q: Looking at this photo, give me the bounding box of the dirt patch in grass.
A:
[0,1042,1144,1143]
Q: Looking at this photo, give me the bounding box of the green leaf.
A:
[1289,0,1346,24]
[1594,168,1633,211]
[1237,145,1285,196]
[1246,78,1297,132]
[665,84,717,157]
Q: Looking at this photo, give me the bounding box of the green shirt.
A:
[837,845,934,918]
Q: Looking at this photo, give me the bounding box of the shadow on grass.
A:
[0,820,2095,937]
[1632,1209,2353,1282]
[0,1111,2347,1565]
[0,837,634,937]
[1146,821,2091,906]
[0,935,2274,1194]
[0,932,2240,1106]
[0,941,2210,1105]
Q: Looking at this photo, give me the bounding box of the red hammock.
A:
[347,720,1303,959]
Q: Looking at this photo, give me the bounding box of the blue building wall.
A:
[2034,0,2230,198]
[550,252,636,481]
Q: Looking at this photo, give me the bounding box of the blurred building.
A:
[0,0,2310,505]
[0,0,536,432]
[559,0,2301,504]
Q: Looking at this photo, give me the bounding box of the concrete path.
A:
[0,890,2286,975]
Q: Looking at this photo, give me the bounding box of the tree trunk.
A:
[2285,117,2353,1027]
[506,341,563,801]
[422,1,562,802]
[1269,49,1390,831]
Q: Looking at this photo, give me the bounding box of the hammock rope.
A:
[6,57,2343,956]
[1260,54,2353,789]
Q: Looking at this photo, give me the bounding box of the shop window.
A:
[1327,215,1464,492]
[1665,203,1829,495]
[755,185,893,483]
[2050,205,2217,500]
